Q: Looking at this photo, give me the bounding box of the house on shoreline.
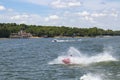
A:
[10,30,32,38]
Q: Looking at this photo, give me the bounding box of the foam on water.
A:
[80,73,102,80]
[48,47,117,65]
[52,39,81,42]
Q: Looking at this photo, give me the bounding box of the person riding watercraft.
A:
[62,55,72,64]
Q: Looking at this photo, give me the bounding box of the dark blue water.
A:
[0,36,120,80]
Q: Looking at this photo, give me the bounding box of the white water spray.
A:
[48,47,117,65]
[52,39,82,42]
[80,73,102,80]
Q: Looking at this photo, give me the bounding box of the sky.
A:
[0,0,120,30]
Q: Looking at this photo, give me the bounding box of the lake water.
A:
[0,36,120,80]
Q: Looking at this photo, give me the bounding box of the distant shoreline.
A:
[0,35,115,40]
[0,23,120,38]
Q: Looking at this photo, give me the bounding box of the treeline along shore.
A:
[0,23,120,38]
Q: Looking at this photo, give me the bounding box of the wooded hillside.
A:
[0,23,120,38]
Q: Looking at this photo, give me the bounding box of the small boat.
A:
[52,39,64,42]
[52,39,58,42]
[62,58,71,64]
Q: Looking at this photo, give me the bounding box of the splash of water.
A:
[52,39,81,42]
[67,47,82,57]
[80,73,102,80]
[48,47,117,65]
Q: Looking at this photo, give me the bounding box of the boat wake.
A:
[52,39,81,42]
[48,47,117,65]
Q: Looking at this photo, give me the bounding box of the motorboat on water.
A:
[52,39,66,42]
[52,39,82,42]
[52,39,58,42]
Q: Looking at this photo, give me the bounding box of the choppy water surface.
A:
[0,36,120,80]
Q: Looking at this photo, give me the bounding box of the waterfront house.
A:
[10,30,32,38]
